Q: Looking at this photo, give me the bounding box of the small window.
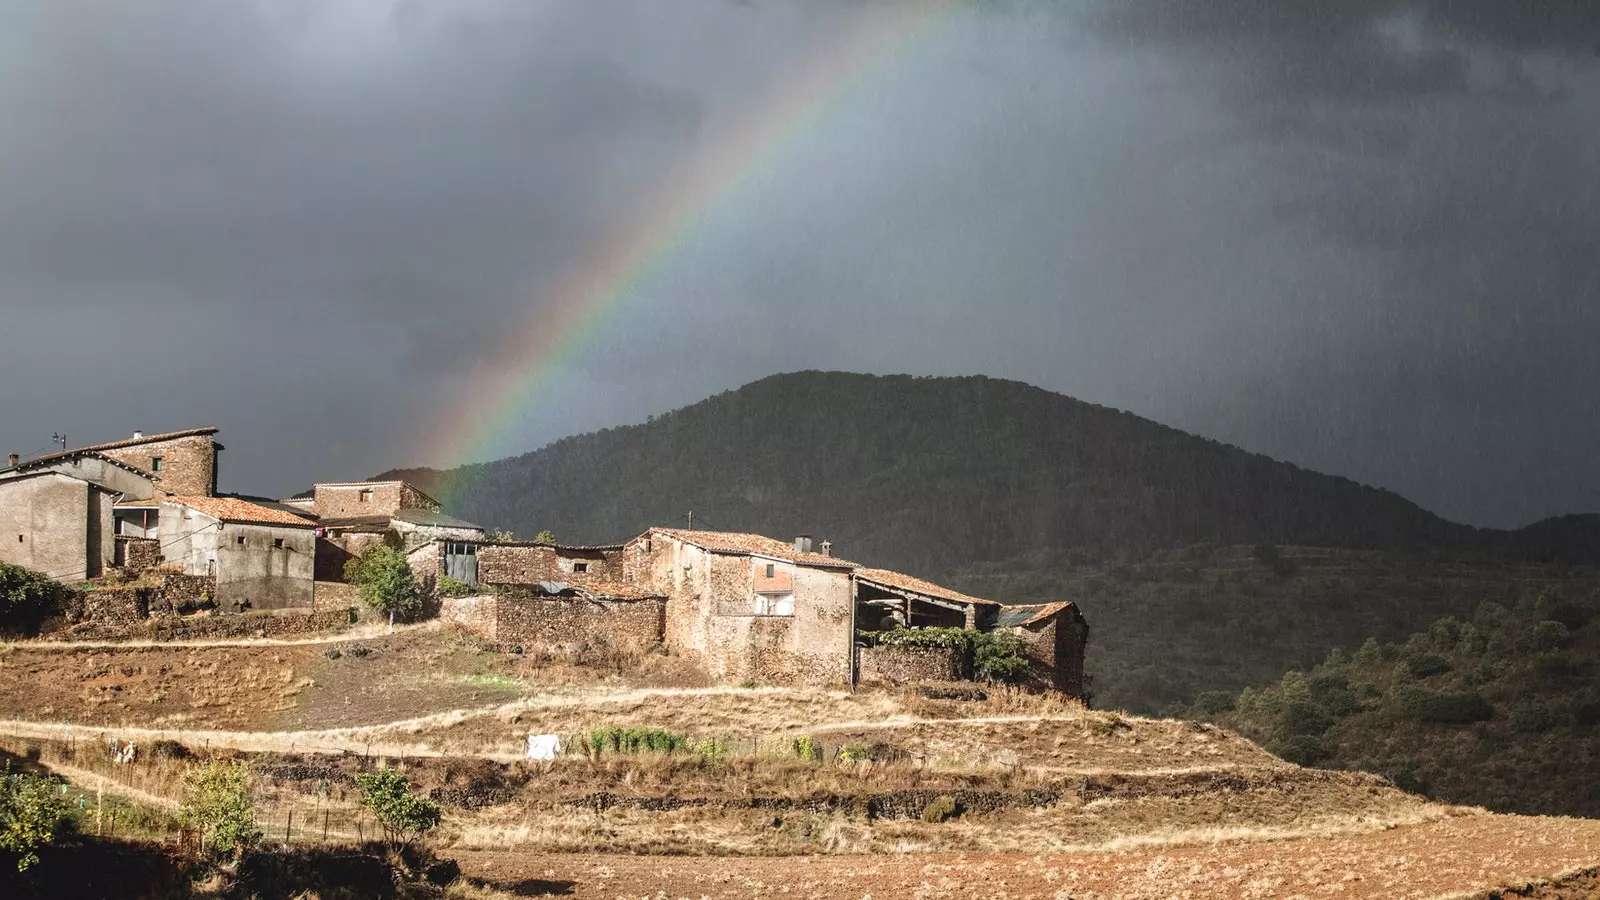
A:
[150,457,163,471]
[273,538,284,549]
[237,536,245,546]
[574,562,589,574]
[16,535,22,543]
[358,489,372,503]
[765,564,775,578]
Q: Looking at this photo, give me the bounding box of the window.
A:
[358,489,372,503]
[16,535,22,543]
[273,538,284,549]
[574,562,589,573]
[236,536,245,546]
[765,564,775,578]
[151,457,163,471]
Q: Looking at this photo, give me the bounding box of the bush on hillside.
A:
[181,760,260,860]
[0,564,60,632]
[344,546,423,624]
[435,576,476,598]
[972,631,1029,684]
[354,769,440,848]
[0,770,69,871]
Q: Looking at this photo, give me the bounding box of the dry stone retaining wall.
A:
[857,645,969,685]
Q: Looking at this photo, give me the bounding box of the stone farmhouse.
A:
[431,527,1088,696]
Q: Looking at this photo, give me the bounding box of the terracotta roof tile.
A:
[651,528,857,568]
[163,496,316,528]
[854,567,1000,607]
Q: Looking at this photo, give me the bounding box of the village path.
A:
[0,619,440,652]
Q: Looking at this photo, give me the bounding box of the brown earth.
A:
[453,814,1600,900]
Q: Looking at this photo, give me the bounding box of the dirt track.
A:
[454,814,1600,900]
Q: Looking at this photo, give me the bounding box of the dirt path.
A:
[1,619,438,651]
[454,813,1600,900]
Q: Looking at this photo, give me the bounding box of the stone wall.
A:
[118,536,161,574]
[102,434,217,497]
[398,483,441,513]
[476,544,558,586]
[1004,607,1089,697]
[496,593,664,652]
[313,482,438,519]
[43,607,354,642]
[440,594,498,642]
[857,645,969,685]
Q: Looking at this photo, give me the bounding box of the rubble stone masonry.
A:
[102,434,217,497]
[496,593,664,652]
[857,645,969,685]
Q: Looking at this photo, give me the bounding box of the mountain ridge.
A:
[373,371,1591,572]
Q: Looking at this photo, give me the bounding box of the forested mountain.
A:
[382,371,1526,573]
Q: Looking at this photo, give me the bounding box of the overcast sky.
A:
[2,1,1596,529]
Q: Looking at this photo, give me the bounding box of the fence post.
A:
[286,811,293,845]
[323,810,329,843]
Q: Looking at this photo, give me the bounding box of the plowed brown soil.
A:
[454,814,1600,900]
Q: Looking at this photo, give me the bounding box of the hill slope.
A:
[1203,586,1600,818]
[385,371,1487,573]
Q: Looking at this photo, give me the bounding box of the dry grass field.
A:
[0,625,1596,897]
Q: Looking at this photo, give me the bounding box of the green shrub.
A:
[1510,700,1555,733]
[920,795,959,823]
[1529,620,1571,653]
[436,576,476,598]
[0,770,68,871]
[0,563,61,631]
[1401,651,1451,679]
[972,631,1030,684]
[1394,687,1493,724]
[181,760,260,860]
[794,735,820,763]
[585,726,690,755]
[838,742,873,763]
[354,768,441,847]
[873,627,972,651]
[344,546,423,624]
[150,739,190,760]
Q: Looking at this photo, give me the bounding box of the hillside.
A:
[384,371,1507,573]
[1202,586,1600,818]
[949,544,1600,714]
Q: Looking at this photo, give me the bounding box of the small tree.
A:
[344,546,423,626]
[0,771,68,871]
[354,769,440,847]
[533,529,556,544]
[181,760,259,859]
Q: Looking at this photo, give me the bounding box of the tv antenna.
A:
[50,432,67,451]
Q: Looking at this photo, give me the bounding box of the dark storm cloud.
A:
[1,1,1595,529]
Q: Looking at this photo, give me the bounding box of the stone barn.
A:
[994,602,1090,697]
[157,496,316,611]
[440,579,665,654]
[0,450,160,581]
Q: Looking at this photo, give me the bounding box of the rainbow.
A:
[413,1,965,505]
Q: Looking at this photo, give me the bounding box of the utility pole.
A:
[686,510,693,530]
[51,432,67,452]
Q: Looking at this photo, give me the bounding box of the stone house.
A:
[309,480,483,580]
[622,529,861,685]
[156,496,316,611]
[995,602,1090,697]
[408,538,622,594]
[0,451,159,581]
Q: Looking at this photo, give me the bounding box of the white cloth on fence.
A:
[526,734,563,760]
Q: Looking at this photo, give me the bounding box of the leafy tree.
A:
[354,769,440,847]
[181,760,259,859]
[0,771,67,871]
[533,529,556,544]
[0,563,60,631]
[344,546,423,625]
[435,576,476,598]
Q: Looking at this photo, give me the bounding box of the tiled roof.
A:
[4,449,158,480]
[994,601,1078,628]
[651,528,857,568]
[163,496,317,528]
[15,428,218,468]
[854,568,1000,607]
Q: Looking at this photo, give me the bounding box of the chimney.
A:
[132,430,143,439]
[794,535,813,554]
[6,454,17,468]
[820,540,832,558]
